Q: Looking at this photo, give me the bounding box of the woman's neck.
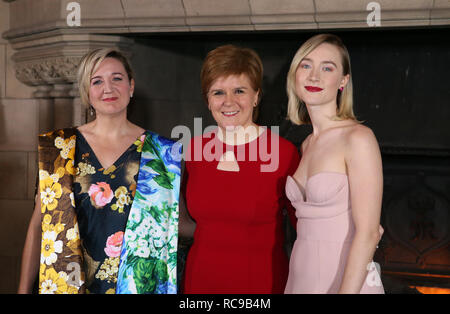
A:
[83,112,135,139]
[307,101,339,136]
[217,124,262,145]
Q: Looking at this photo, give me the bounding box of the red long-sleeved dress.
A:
[182,128,300,293]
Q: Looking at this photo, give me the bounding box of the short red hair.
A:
[200,45,263,104]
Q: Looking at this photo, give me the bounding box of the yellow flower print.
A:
[54,136,76,179]
[39,264,46,277]
[66,223,80,241]
[55,136,75,160]
[65,158,77,175]
[55,271,82,293]
[41,230,63,266]
[133,134,146,153]
[55,167,65,179]
[42,223,51,233]
[40,177,62,213]
[42,214,66,234]
[54,137,65,149]
[39,170,59,183]
[55,223,65,233]
[76,162,96,177]
[95,257,120,283]
[67,140,75,158]
[58,270,69,282]
[103,165,116,175]
[115,186,128,197]
[43,214,52,225]
[40,267,68,294]
[65,285,80,294]
[111,186,131,213]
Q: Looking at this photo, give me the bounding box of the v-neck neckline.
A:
[75,128,145,171]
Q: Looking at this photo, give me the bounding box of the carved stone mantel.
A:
[9,32,134,92]
[2,0,450,129]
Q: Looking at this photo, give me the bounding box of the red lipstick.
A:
[305,86,323,92]
[102,97,118,102]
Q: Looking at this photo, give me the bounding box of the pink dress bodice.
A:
[284,172,384,294]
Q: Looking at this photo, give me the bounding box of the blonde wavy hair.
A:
[286,34,358,125]
[77,48,134,108]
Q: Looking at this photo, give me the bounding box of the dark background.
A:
[127,27,450,152]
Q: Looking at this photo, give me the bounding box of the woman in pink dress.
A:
[284,34,385,294]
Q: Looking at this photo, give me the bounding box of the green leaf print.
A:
[146,159,166,175]
[167,172,175,181]
[145,158,174,189]
[134,190,145,201]
[133,257,156,294]
[168,253,177,268]
[155,259,169,283]
[143,136,158,156]
[154,173,173,189]
[148,205,164,224]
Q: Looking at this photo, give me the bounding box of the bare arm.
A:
[179,191,196,239]
[339,127,383,294]
[17,194,41,294]
[178,161,196,239]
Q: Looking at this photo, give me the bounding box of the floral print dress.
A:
[73,129,144,294]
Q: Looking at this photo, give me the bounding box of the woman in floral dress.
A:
[18,48,181,294]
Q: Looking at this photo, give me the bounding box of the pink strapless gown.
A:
[284,172,384,294]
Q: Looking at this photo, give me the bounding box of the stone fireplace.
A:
[1,0,449,293]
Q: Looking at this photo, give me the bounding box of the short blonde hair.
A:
[286,34,357,125]
[77,48,134,107]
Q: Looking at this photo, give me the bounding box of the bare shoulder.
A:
[129,122,145,135]
[344,124,380,160]
[345,123,378,146]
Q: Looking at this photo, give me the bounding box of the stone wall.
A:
[0,0,38,293]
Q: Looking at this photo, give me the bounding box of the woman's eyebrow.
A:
[322,61,338,67]
[210,86,248,91]
[91,72,124,80]
[301,58,338,67]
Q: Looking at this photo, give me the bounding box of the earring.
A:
[89,105,95,116]
[339,87,344,92]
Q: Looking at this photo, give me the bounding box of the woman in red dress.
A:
[180,45,300,293]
